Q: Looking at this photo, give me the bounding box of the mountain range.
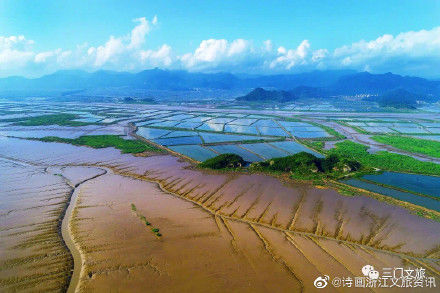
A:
[0,69,439,101]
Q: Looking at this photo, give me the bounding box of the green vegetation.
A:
[250,152,364,180]
[309,141,324,150]
[200,151,364,180]
[2,113,91,126]
[199,154,246,169]
[414,210,440,222]
[297,140,325,152]
[329,140,440,176]
[371,135,440,158]
[38,135,161,154]
[130,204,161,237]
[199,140,440,179]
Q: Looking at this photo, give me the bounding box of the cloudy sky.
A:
[1,0,440,78]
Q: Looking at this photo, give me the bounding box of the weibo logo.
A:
[314,275,329,288]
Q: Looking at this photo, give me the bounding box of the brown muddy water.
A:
[0,137,439,292]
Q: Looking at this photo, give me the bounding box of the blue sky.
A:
[1,0,440,77]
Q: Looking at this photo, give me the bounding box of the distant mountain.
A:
[236,86,330,103]
[1,69,440,101]
[330,72,440,96]
[0,69,349,92]
[290,86,328,98]
[239,70,355,89]
[0,69,241,91]
[367,89,421,109]
[236,88,296,103]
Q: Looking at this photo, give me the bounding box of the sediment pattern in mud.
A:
[0,159,73,292]
[1,137,439,292]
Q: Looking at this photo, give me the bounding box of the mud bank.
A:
[1,137,439,292]
[52,166,107,293]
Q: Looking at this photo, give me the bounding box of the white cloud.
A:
[0,49,34,67]
[140,44,173,67]
[228,39,249,56]
[92,36,125,67]
[192,39,227,62]
[34,51,55,63]
[270,40,310,69]
[86,16,158,68]
[1,20,440,77]
[128,17,155,49]
[332,27,440,72]
[0,35,33,50]
[0,35,35,75]
[312,49,328,62]
[263,40,272,52]
[180,38,259,71]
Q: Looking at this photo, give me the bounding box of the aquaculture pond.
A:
[200,133,261,144]
[228,118,257,125]
[196,123,224,132]
[132,109,335,162]
[342,179,440,212]
[257,126,289,137]
[208,144,263,162]
[224,125,259,135]
[253,119,280,128]
[162,130,199,138]
[350,120,440,135]
[362,126,396,133]
[393,126,429,134]
[149,120,180,127]
[168,145,217,161]
[240,143,289,159]
[415,135,440,141]
[269,141,324,158]
[175,121,203,129]
[291,131,330,138]
[362,172,440,198]
[136,127,170,139]
[153,136,203,146]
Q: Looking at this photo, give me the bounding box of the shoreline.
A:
[59,168,108,293]
[61,186,83,293]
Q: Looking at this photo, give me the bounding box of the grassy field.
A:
[301,140,325,150]
[329,140,440,176]
[2,114,92,126]
[371,135,440,158]
[39,135,162,154]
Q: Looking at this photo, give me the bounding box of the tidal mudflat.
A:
[1,137,439,292]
